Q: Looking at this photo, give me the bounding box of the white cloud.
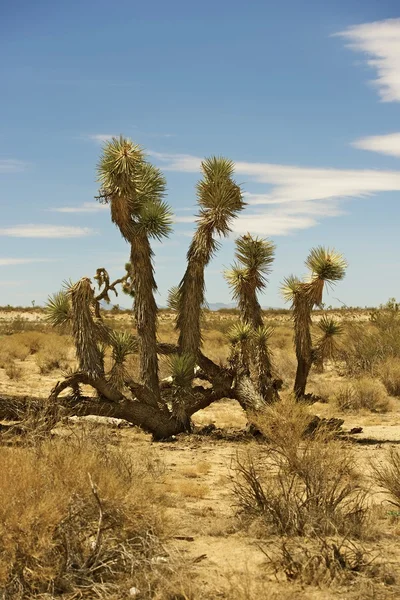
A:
[0,258,53,266]
[147,150,202,172]
[352,132,400,157]
[173,215,196,224]
[0,159,29,173]
[87,134,116,143]
[50,202,109,213]
[336,18,400,102]
[0,225,94,238]
[149,150,400,235]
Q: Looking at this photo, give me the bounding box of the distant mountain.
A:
[207,302,237,311]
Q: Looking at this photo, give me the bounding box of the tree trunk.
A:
[294,357,312,399]
[130,234,161,406]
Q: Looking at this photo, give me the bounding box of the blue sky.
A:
[1,0,400,308]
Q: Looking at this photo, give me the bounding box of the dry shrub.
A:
[372,447,400,509]
[273,350,297,384]
[235,398,367,538]
[0,337,30,366]
[4,359,23,381]
[34,334,71,373]
[378,357,400,397]
[263,537,380,587]
[0,431,168,599]
[342,312,400,376]
[334,378,390,413]
[309,380,333,403]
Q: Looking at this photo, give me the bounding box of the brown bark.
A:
[130,234,161,406]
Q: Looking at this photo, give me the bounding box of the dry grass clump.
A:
[263,537,385,588]
[273,350,297,385]
[334,378,390,413]
[0,430,170,599]
[0,336,30,366]
[372,447,400,509]
[0,332,71,373]
[234,397,367,538]
[378,357,400,397]
[4,359,23,380]
[34,334,71,373]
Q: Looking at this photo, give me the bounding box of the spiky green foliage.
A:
[45,291,72,327]
[225,234,275,329]
[167,353,197,390]
[97,136,144,203]
[281,275,302,304]
[108,331,138,390]
[167,286,180,311]
[109,331,138,364]
[227,321,253,344]
[177,157,245,357]
[253,325,276,401]
[305,247,348,306]
[227,321,253,375]
[137,200,173,241]
[314,316,344,371]
[306,247,347,282]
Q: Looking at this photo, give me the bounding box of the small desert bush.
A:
[309,380,333,403]
[0,336,30,366]
[264,538,376,586]
[234,398,367,538]
[342,312,400,376]
[0,431,167,599]
[334,378,390,413]
[377,357,400,396]
[34,334,71,373]
[4,359,23,381]
[372,447,400,509]
[273,350,297,384]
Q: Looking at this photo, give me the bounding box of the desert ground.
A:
[1,306,400,599]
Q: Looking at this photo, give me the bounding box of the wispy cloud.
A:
[0,159,29,173]
[0,280,25,286]
[352,132,400,157]
[336,18,400,102]
[0,225,94,238]
[149,150,400,235]
[87,134,116,143]
[50,202,108,213]
[173,215,196,224]
[0,258,54,266]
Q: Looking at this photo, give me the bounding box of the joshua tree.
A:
[281,247,347,398]
[225,234,277,402]
[97,138,172,405]
[177,157,245,358]
[13,139,347,440]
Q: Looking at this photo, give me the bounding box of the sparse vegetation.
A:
[334,378,390,413]
[1,138,400,599]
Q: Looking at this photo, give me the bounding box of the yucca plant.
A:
[225,234,275,329]
[227,321,253,375]
[97,137,172,405]
[225,234,277,402]
[176,157,245,359]
[314,316,343,372]
[108,330,138,390]
[282,247,347,398]
[253,325,275,400]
